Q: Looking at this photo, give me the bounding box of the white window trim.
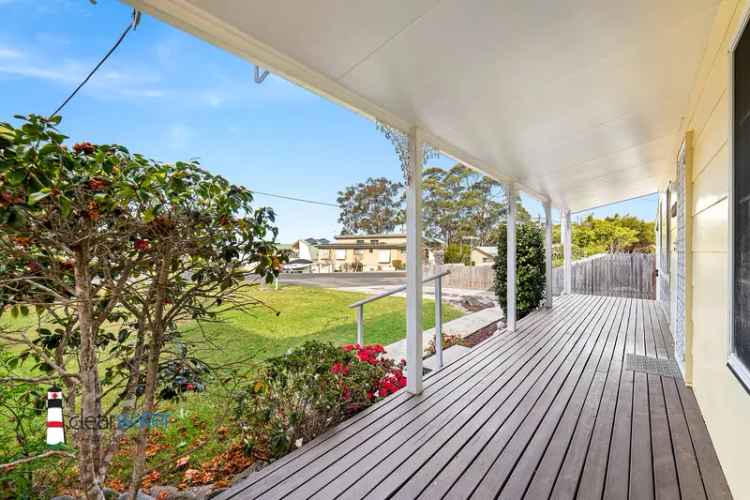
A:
[377,249,391,264]
[728,3,750,393]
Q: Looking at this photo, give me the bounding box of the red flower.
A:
[331,362,349,376]
[73,142,96,155]
[134,239,150,252]
[88,178,107,191]
[185,383,194,391]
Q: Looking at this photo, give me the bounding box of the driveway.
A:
[278,272,407,288]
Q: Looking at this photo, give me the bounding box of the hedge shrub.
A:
[494,222,546,319]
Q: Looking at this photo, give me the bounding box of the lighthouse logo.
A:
[46,386,65,447]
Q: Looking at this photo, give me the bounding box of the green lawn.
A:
[181,284,463,364]
[0,284,464,493]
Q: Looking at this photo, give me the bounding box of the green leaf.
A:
[59,195,72,217]
[0,124,14,143]
[6,169,25,186]
[27,190,50,205]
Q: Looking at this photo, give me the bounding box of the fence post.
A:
[435,275,443,369]
[356,305,364,345]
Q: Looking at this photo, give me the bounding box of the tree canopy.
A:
[336,164,529,246]
[336,177,404,234]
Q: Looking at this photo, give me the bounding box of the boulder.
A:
[186,485,213,499]
[148,485,180,499]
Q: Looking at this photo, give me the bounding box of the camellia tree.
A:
[0,115,283,499]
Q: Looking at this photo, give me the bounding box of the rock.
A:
[51,496,76,500]
[103,488,120,500]
[148,485,180,499]
[118,491,154,500]
[186,485,213,499]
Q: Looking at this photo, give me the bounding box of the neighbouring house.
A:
[291,238,328,261]
[288,238,329,272]
[470,246,497,266]
[316,233,407,272]
[124,1,747,497]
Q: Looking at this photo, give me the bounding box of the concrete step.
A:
[383,306,503,362]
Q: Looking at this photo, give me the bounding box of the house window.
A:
[356,240,365,244]
[370,240,379,245]
[731,19,750,389]
[378,249,391,263]
[335,249,346,260]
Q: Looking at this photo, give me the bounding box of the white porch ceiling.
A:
[126,0,720,211]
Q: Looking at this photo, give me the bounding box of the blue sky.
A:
[0,0,656,241]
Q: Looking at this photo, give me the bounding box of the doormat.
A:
[625,354,680,377]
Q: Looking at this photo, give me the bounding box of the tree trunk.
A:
[73,244,105,500]
[99,314,147,477]
[129,253,170,499]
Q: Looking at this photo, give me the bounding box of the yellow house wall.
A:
[676,1,750,496]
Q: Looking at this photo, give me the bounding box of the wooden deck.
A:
[218,295,732,500]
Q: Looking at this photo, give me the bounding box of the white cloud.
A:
[0,46,22,59]
[0,45,166,100]
[202,91,224,108]
[166,123,192,149]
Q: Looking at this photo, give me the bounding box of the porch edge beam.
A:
[406,126,424,395]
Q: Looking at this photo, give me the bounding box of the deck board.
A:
[217,295,732,500]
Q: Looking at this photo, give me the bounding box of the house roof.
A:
[317,243,406,250]
[474,246,498,258]
[127,0,719,211]
[301,238,330,246]
[334,233,406,240]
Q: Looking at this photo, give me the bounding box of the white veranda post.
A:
[406,127,424,394]
[544,201,553,308]
[506,182,517,333]
[562,208,572,294]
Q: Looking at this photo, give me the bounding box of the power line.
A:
[249,190,339,208]
[49,9,141,119]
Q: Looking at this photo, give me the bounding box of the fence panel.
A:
[552,252,655,299]
[422,263,494,290]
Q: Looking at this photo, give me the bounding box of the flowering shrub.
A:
[236,341,405,459]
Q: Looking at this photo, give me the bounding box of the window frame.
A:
[377,249,391,264]
[728,6,750,393]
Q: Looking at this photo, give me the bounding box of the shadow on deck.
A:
[217,294,731,500]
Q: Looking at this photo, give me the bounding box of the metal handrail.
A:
[347,270,451,308]
[347,270,451,369]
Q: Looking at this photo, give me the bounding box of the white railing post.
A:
[544,201,553,308]
[435,274,443,369]
[356,305,364,345]
[506,182,517,333]
[406,126,424,394]
[562,208,573,294]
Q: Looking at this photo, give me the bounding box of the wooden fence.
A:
[552,252,656,299]
[422,263,495,290]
